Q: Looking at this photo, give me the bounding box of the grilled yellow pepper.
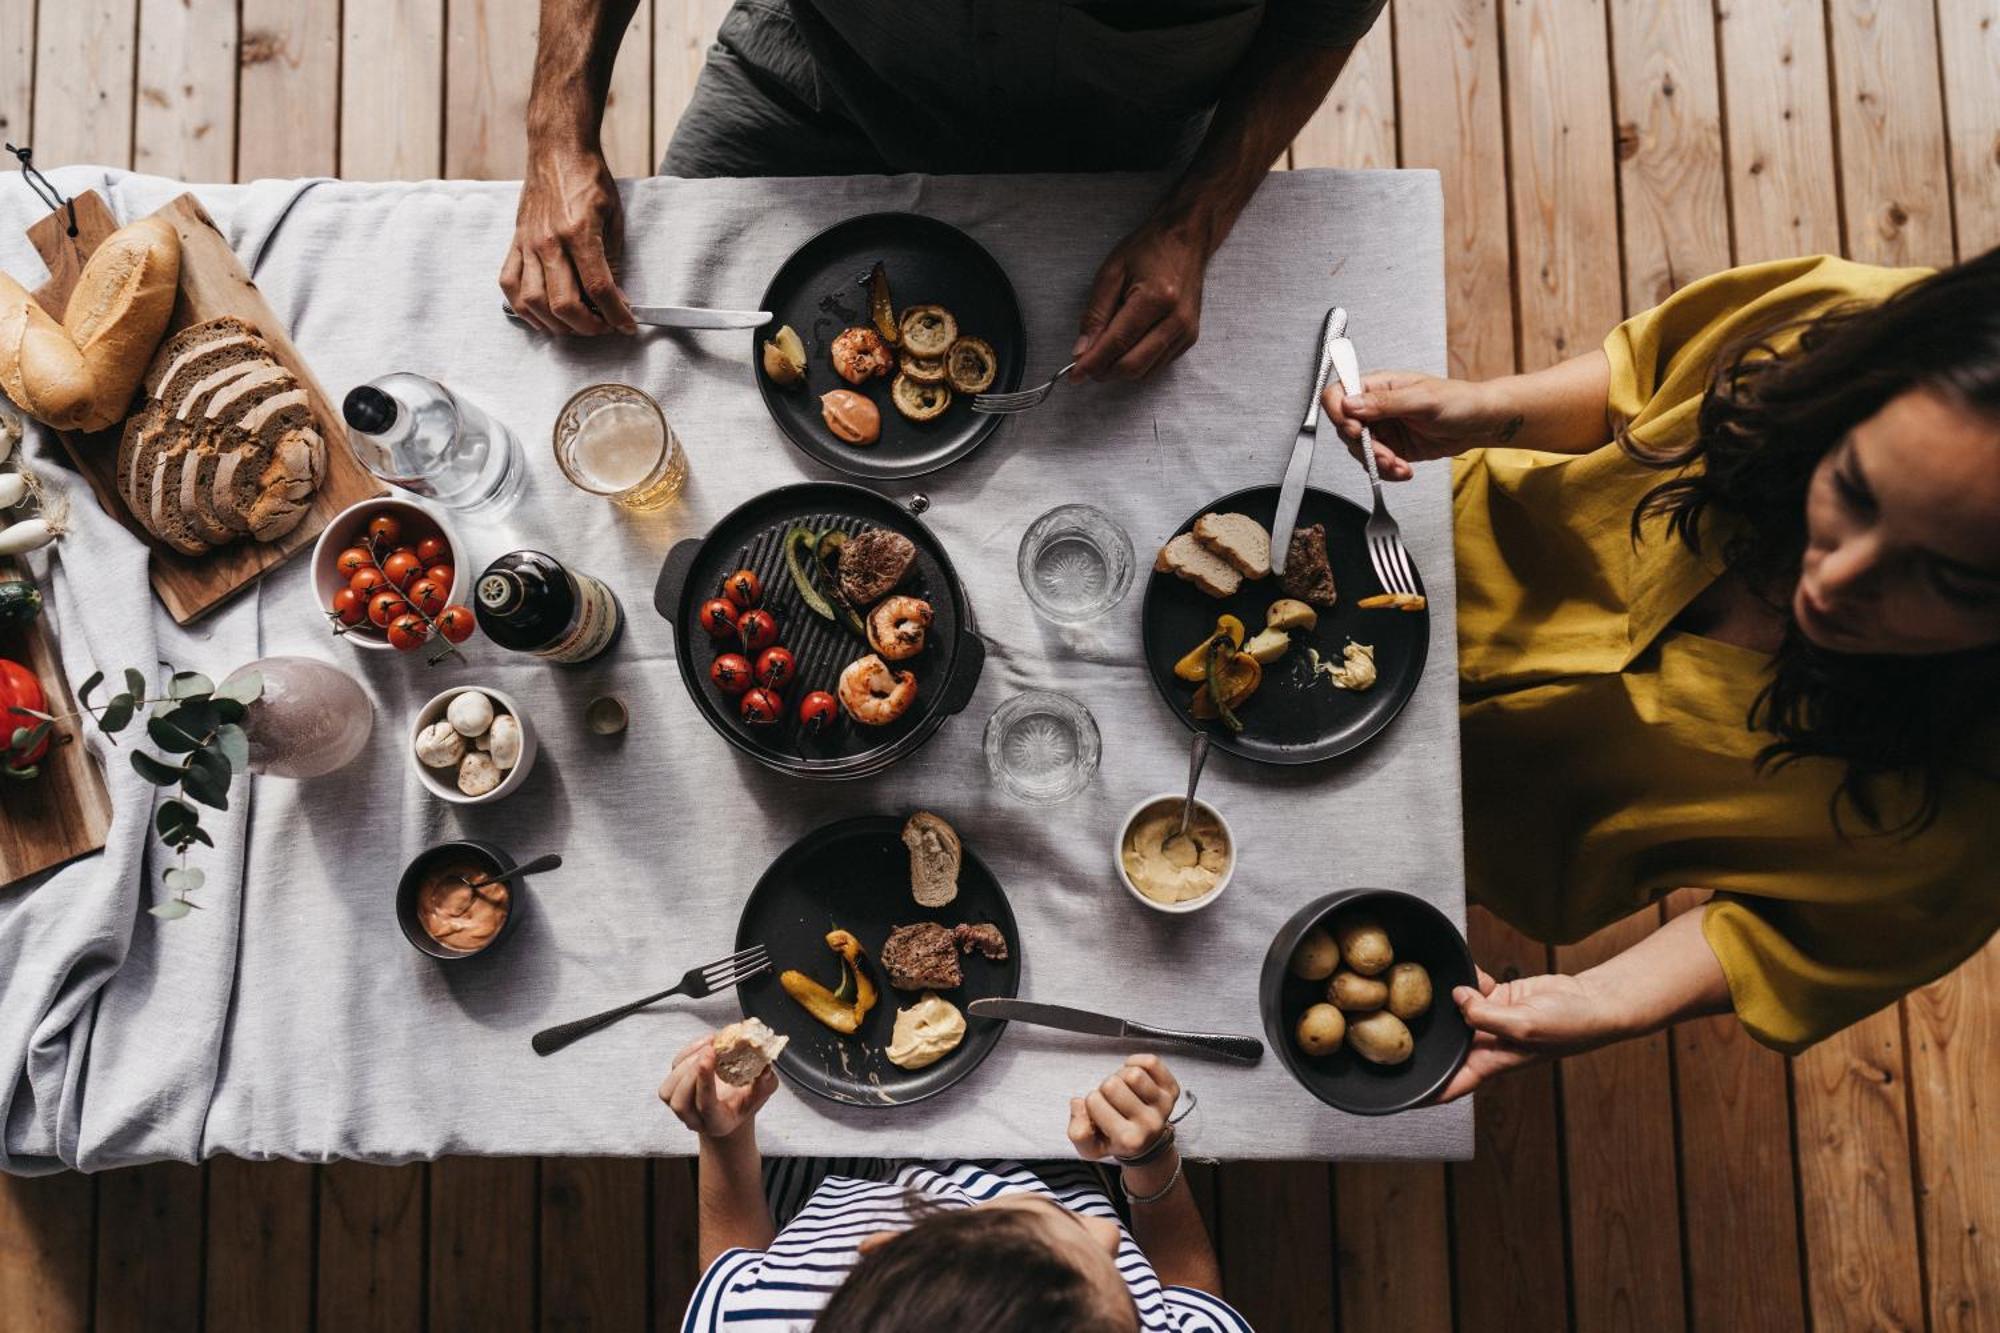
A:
[779,929,878,1035]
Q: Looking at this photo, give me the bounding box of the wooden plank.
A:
[29,0,135,169]
[95,1163,202,1333]
[1659,892,1807,1332]
[430,1157,536,1332]
[542,1158,647,1331]
[0,0,32,145]
[1608,0,1729,306]
[1905,940,2000,1333]
[653,1158,701,1333]
[1333,1163,1452,1333]
[1552,912,1686,1332]
[601,0,654,178]
[1794,1008,1927,1332]
[341,0,445,179]
[133,0,237,181]
[0,1171,92,1333]
[1291,15,1398,170]
[1936,0,2000,255]
[1448,908,1570,1333]
[204,1157,314,1333]
[1825,0,1954,266]
[316,1163,424,1333]
[652,0,735,158]
[239,0,342,179]
[1714,0,1842,262]
[1395,0,1514,379]
[1216,1163,1335,1332]
[446,0,537,179]
[1501,0,1626,370]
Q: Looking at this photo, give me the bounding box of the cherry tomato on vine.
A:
[738,688,782,724]
[798,691,838,733]
[368,589,409,628]
[330,587,366,626]
[724,569,762,609]
[416,536,449,565]
[408,576,448,616]
[737,609,779,655]
[699,598,740,639]
[382,550,423,589]
[386,613,430,652]
[710,653,753,695]
[349,567,388,598]
[425,564,455,590]
[436,605,476,644]
[366,515,402,548]
[335,546,373,579]
[754,646,795,690]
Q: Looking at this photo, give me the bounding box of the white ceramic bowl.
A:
[310,497,469,652]
[1113,793,1236,915]
[407,686,537,804]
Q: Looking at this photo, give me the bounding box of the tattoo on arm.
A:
[1496,414,1525,444]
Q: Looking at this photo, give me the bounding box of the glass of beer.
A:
[552,384,687,510]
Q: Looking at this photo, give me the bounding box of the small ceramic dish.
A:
[1113,794,1236,915]
[396,840,527,960]
[310,497,467,652]
[407,685,537,804]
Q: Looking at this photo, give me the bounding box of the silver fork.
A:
[530,944,772,1056]
[1328,336,1419,598]
[971,361,1079,415]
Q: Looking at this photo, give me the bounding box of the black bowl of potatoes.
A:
[1259,889,1476,1115]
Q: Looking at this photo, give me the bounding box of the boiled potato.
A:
[1329,969,1389,1011]
[1386,962,1433,1020]
[1265,598,1318,631]
[1334,915,1394,976]
[1346,1010,1415,1065]
[1295,1003,1346,1056]
[1289,926,1339,981]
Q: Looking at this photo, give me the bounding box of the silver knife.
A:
[1269,306,1347,577]
[501,302,772,330]
[967,998,1264,1063]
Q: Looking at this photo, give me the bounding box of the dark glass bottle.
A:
[473,550,622,663]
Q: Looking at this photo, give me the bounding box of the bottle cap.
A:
[343,385,397,434]
[477,569,522,614]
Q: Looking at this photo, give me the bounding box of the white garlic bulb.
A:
[457,750,502,796]
[446,690,495,737]
[486,714,522,770]
[414,720,465,769]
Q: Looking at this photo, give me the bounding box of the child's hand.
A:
[659,1034,778,1139]
[1067,1054,1181,1161]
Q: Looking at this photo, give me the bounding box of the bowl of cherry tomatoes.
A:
[311,498,476,654]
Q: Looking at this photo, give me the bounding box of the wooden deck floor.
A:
[2,1,1997,1329]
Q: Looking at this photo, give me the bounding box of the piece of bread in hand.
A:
[712,1018,789,1087]
[1154,532,1243,598]
[1193,512,1271,579]
[0,216,180,432]
[903,811,961,908]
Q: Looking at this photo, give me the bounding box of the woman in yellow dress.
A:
[1323,251,2000,1099]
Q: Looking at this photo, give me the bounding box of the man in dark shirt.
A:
[502,0,1384,380]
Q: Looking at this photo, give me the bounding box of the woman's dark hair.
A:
[1626,246,2000,834]
[815,1205,1132,1333]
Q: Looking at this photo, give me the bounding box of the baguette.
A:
[0,217,180,433]
[903,811,961,908]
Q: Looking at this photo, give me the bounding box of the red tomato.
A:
[724,569,763,609]
[426,564,455,590]
[754,646,795,690]
[436,605,476,643]
[335,546,373,579]
[407,576,448,616]
[382,550,423,589]
[710,653,753,695]
[368,589,409,628]
[386,613,430,652]
[366,514,402,547]
[699,598,740,639]
[349,567,388,598]
[738,688,782,724]
[1,658,51,769]
[330,587,366,626]
[798,690,838,733]
[737,609,779,655]
[416,536,449,565]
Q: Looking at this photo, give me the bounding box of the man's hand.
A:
[1434,967,1632,1103]
[1071,220,1210,381]
[659,1034,778,1139]
[501,142,636,336]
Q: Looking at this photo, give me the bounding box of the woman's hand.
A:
[1068,1054,1181,1161]
[659,1034,778,1139]
[1322,372,1513,480]
[500,141,636,336]
[1434,966,1632,1103]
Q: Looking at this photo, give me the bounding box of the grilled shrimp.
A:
[866,595,932,661]
[838,654,918,725]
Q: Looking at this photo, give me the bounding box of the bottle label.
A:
[536,573,620,663]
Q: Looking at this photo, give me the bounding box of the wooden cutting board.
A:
[25,190,383,623]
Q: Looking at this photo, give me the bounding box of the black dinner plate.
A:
[753,213,1027,480]
[734,816,1022,1107]
[1140,485,1429,765]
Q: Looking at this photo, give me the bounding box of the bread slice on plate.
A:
[1154,532,1242,598]
[712,1018,788,1087]
[1193,512,1271,580]
[903,811,961,908]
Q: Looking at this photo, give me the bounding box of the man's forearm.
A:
[528,0,639,149]
[696,1129,776,1268]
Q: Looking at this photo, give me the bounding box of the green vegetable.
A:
[0,580,40,629]
[812,529,868,638]
[1206,637,1245,733]
[784,527,839,622]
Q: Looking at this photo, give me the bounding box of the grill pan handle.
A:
[654,538,703,621]
[937,631,987,716]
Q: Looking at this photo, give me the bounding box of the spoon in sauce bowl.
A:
[1161,733,1211,857]
[456,851,563,890]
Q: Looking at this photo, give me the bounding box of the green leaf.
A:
[155,798,195,837]
[9,726,29,751]
[99,694,135,734]
[168,671,214,701]
[163,866,205,893]
[18,721,50,754]
[124,668,147,701]
[148,899,192,921]
[184,826,214,849]
[146,714,203,754]
[214,670,263,705]
[210,697,246,725]
[78,671,103,709]
[215,723,249,775]
[162,699,218,740]
[183,748,231,811]
[130,750,184,786]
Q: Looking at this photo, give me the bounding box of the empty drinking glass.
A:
[984,690,1101,805]
[1017,504,1134,624]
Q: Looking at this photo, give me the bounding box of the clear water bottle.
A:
[342,373,524,512]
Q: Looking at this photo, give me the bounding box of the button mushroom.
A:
[485,713,522,770]
[446,689,495,738]
[414,720,466,769]
[457,750,503,797]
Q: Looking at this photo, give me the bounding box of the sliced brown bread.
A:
[1154,532,1242,598]
[174,363,300,543]
[1193,512,1272,579]
[902,811,961,908]
[206,387,324,541]
[117,318,264,527]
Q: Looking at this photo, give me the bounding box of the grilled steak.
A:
[953,923,1008,961]
[1280,523,1338,607]
[839,528,917,606]
[880,922,962,990]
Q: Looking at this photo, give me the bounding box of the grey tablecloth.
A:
[0,166,1463,1171]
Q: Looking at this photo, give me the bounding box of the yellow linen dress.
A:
[1452,255,2000,1053]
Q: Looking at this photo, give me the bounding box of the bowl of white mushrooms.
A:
[408,686,536,804]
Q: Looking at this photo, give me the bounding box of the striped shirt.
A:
[680,1159,1253,1332]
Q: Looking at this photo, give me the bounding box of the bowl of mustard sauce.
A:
[1114,794,1235,914]
[396,840,526,959]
